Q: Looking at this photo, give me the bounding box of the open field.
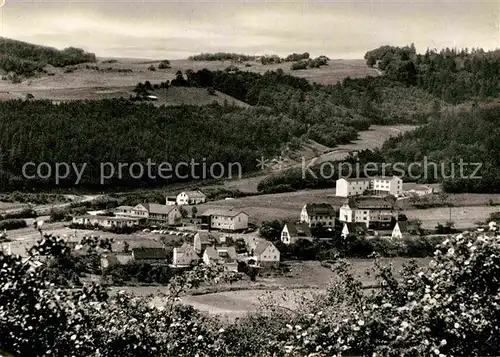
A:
[2,225,185,257]
[0,58,376,103]
[312,124,417,164]
[112,258,429,319]
[406,206,499,229]
[197,186,500,227]
[397,192,500,209]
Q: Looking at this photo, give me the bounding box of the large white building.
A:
[336,176,403,197]
[200,208,249,232]
[339,196,397,229]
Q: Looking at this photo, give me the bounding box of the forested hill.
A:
[0,37,96,76]
[364,44,500,104]
[256,46,500,195]
[0,68,436,191]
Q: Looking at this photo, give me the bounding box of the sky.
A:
[0,0,498,59]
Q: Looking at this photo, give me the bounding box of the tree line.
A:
[0,37,96,76]
[365,44,500,103]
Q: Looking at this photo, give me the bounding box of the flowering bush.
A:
[0,232,499,356]
[273,231,500,356]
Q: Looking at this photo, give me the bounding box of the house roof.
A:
[347,196,396,209]
[344,222,368,233]
[339,177,371,183]
[217,246,237,260]
[254,240,274,256]
[304,203,335,216]
[132,247,168,260]
[114,206,134,211]
[200,208,247,217]
[284,222,312,237]
[196,231,222,244]
[204,246,219,260]
[372,175,401,181]
[174,243,199,256]
[395,221,420,233]
[182,190,206,199]
[142,203,176,215]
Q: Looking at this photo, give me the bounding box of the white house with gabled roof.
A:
[176,190,207,205]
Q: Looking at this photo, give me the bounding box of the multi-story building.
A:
[335,178,371,197]
[300,203,336,228]
[200,209,248,232]
[130,203,182,226]
[339,196,397,229]
[336,176,403,197]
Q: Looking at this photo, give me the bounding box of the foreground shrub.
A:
[0,231,498,356]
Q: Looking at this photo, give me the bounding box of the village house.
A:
[341,222,369,238]
[203,246,238,271]
[339,196,397,229]
[281,222,313,245]
[130,203,182,226]
[200,208,249,232]
[336,176,403,197]
[300,203,336,228]
[176,191,207,205]
[193,231,225,254]
[391,221,421,238]
[172,243,199,267]
[252,240,280,264]
[72,215,141,229]
[131,247,168,265]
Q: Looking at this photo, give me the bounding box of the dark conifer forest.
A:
[0,43,499,192]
